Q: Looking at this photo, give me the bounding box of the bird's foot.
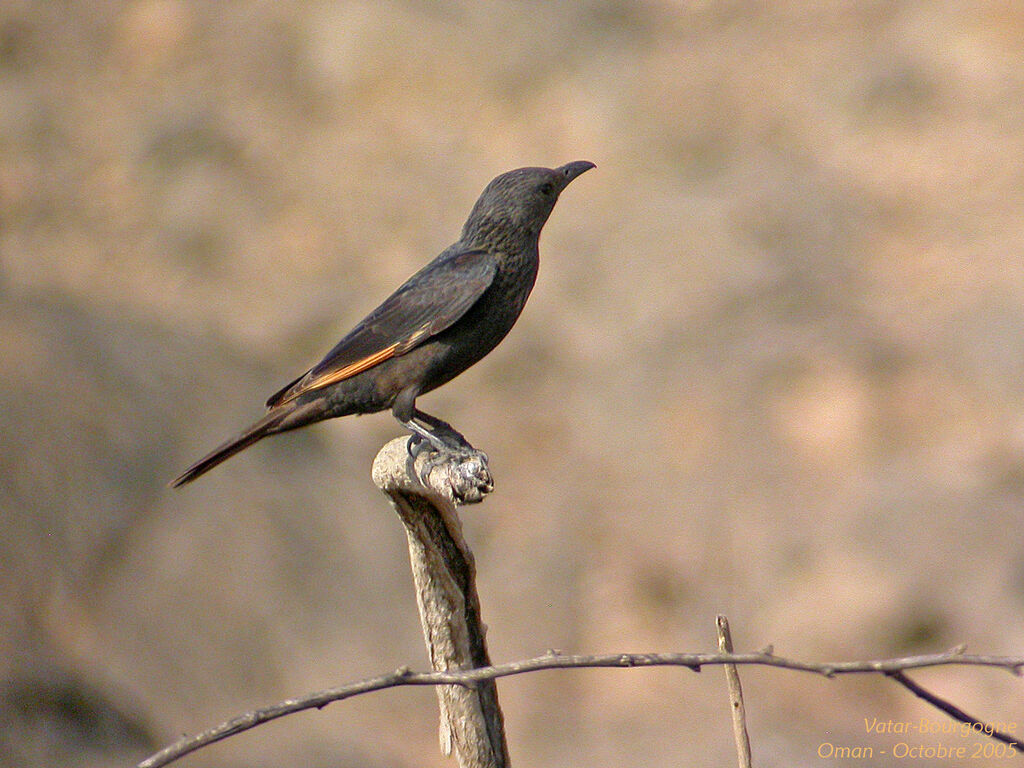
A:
[402,423,491,503]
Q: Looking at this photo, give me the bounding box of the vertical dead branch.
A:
[372,437,508,768]
[716,615,753,768]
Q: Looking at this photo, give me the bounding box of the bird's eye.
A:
[539,182,555,196]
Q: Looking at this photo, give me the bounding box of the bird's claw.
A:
[406,433,429,457]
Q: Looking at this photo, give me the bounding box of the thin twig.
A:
[887,670,1021,747]
[716,616,753,768]
[137,648,1024,768]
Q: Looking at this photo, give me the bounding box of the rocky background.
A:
[2,2,1024,766]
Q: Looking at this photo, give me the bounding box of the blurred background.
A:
[3,1,1024,766]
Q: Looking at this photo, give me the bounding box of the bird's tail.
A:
[170,406,297,487]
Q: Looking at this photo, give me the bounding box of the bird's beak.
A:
[557,160,596,188]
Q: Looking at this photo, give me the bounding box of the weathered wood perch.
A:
[372,437,509,768]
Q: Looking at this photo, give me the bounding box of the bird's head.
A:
[461,161,595,246]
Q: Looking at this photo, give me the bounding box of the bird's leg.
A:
[391,391,468,456]
[401,410,475,458]
[392,387,475,458]
[412,409,473,449]
[393,387,434,456]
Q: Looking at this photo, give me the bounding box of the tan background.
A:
[3,1,1024,766]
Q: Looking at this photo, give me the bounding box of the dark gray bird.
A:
[172,160,595,486]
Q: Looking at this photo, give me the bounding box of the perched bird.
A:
[171,161,595,487]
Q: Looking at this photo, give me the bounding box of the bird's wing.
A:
[266,248,498,407]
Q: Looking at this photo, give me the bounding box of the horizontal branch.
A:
[138,647,1023,768]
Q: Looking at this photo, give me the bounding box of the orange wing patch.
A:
[272,321,437,407]
[275,344,399,406]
